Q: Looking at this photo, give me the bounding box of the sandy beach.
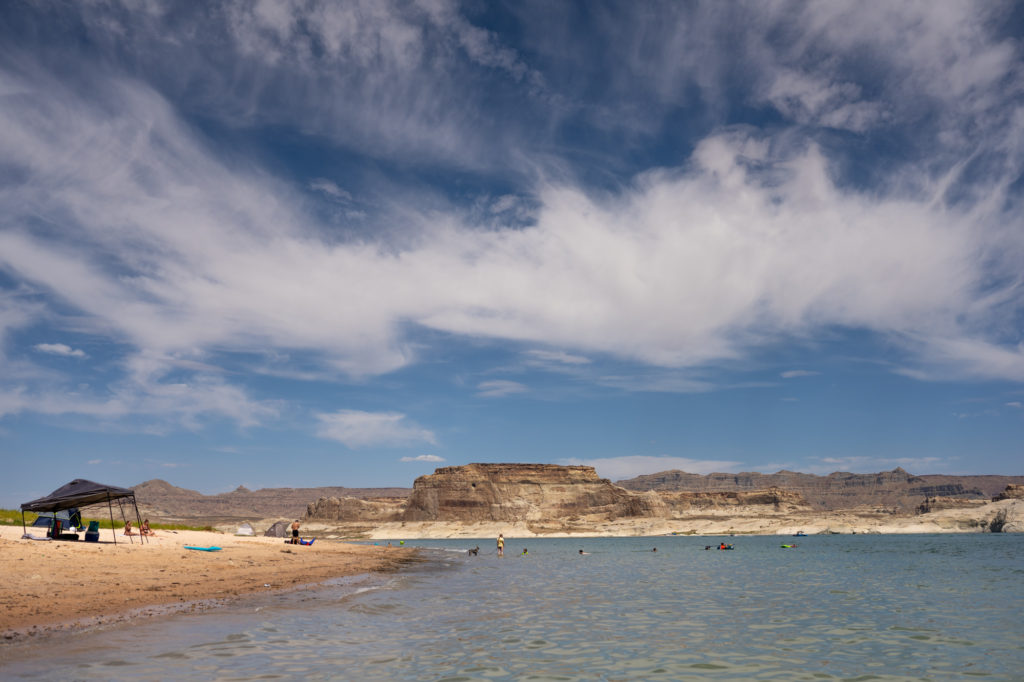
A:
[0,525,415,643]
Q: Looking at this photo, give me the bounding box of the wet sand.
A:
[0,525,415,641]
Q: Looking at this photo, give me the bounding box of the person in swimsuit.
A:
[291,519,301,545]
[497,533,504,557]
[123,520,135,536]
[140,519,156,536]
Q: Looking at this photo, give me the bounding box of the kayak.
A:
[184,545,222,552]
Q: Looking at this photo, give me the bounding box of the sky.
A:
[1,1,1023,507]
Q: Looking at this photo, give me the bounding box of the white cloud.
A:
[2,82,1020,395]
[781,370,818,379]
[34,343,86,358]
[476,380,527,398]
[316,409,436,448]
[87,459,102,465]
[400,454,445,463]
[0,1,1022,436]
[1006,402,1023,409]
[560,455,743,482]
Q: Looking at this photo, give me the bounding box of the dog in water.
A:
[467,546,480,556]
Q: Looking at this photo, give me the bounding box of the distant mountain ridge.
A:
[127,468,1024,521]
[615,468,1024,510]
[131,479,412,521]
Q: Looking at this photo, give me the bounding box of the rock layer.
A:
[616,468,1024,510]
[304,463,810,527]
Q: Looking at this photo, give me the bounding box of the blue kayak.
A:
[183,545,222,552]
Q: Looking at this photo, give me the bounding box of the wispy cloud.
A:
[309,178,352,202]
[476,380,528,398]
[524,349,592,366]
[0,0,1022,434]
[400,454,445,463]
[34,343,86,358]
[316,410,436,448]
[781,370,818,379]
[560,455,743,482]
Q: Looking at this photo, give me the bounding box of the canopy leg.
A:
[132,495,146,545]
[108,492,117,545]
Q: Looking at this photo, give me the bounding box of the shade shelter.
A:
[21,479,145,544]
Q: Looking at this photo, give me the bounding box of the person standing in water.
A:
[497,533,505,557]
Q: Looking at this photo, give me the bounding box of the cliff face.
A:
[303,463,809,525]
[400,463,666,522]
[617,469,1024,510]
[993,485,1024,501]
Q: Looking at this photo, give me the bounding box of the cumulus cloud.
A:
[400,454,445,463]
[316,410,436,448]
[34,343,86,358]
[560,455,743,481]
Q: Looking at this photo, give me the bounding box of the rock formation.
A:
[304,463,810,527]
[616,468,1024,510]
[129,479,412,521]
[993,484,1024,501]
[399,463,667,523]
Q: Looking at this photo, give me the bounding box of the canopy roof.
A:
[21,479,135,513]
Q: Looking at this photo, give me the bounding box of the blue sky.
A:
[1,1,1023,507]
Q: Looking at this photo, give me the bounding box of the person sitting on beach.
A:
[140,519,156,536]
[124,520,135,536]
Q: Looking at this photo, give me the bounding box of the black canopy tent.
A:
[20,479,145,544]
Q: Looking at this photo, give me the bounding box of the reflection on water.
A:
[3,535,1023,680]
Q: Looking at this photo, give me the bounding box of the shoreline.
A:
[308,497,1023,539]
[0,525,417,648]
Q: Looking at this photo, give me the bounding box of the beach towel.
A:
[21,533,51,541]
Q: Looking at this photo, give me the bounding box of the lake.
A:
[2,534,1022,680]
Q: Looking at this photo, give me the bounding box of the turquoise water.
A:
[2,534,1022,680]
